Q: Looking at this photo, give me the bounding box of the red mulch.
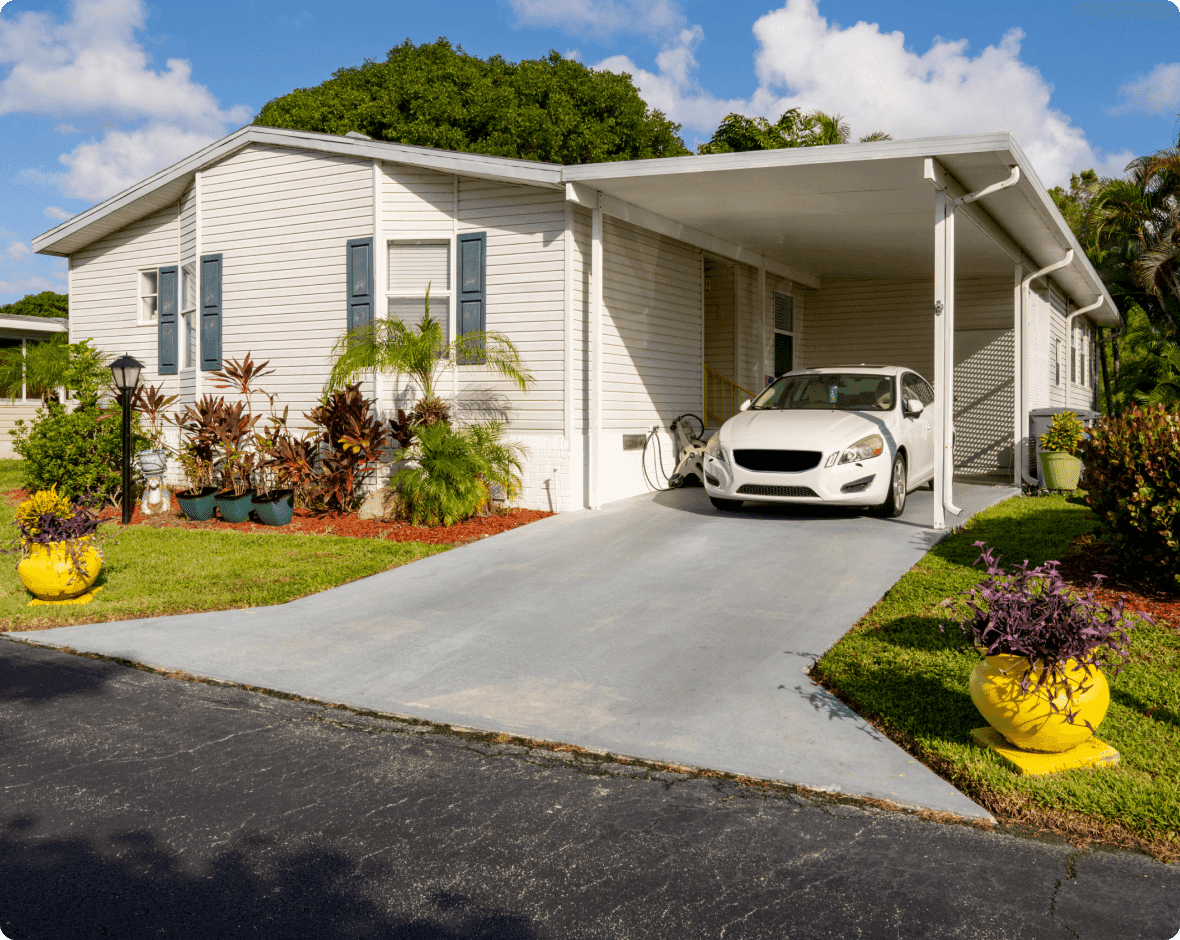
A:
[1057,537,1179,631]
[5,489,553,545]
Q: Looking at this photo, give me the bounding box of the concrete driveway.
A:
[10,482,1016,819]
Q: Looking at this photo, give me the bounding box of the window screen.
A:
[389,296,450,345]
[388,242,450,294]
[774,292,794,333]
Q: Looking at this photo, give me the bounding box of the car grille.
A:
[737,484,818,498]
[733,449,822,473]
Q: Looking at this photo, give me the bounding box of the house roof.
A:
[0,314,68,334]
[33,126,1118,327]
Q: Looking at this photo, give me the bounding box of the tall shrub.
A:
[1079,405,1180,593]
[12,400,148,503]
[305,383,389,513]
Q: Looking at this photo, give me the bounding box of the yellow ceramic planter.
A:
[17,539,103,602]
[969,654,1109,753]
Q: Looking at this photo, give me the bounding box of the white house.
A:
[32,126,1118,524]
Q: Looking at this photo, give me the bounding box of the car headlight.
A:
[704,434,727,464]
[838,434,884,464]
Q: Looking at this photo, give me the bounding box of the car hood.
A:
[720,409,893,451]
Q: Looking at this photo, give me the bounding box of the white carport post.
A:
[590,196,603,510]
[927,161,1021,528]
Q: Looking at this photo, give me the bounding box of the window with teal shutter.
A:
[457,231,486,364]
[157,264,178,375]
[346,237,373,334]
[200,253,222,371]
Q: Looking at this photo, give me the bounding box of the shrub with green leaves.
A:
[1079,405,1180,594]
[393,420,525,526]
[1039,410,1084,455]
[11,401,148,504]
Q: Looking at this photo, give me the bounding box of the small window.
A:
[773,291,795,377]
[388,241,451,341]
[180,264,195,369]
[139,269,158,325]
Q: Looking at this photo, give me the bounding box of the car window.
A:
[901,373,934,406]
[752,373,895,412]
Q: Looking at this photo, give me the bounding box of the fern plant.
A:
[393,420,525,526]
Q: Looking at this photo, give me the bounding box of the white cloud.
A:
[6,241,30,262]
[53,122,80,134]
[0,0,251,202]
[595,0,1120,186]
[1114,62,1180,114]
[507,0,684,40]
[42,205,72,221]
[0,276,61,296]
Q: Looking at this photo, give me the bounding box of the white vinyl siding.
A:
[571,206,592,438]
[703,259,734,381]
[735,262,761,393]
[1048,288,1068,407]
[455,178,566,433]
[68,203,179,385]
[200,143,372,421]
[380,164,453,237]
[601,217,702,432]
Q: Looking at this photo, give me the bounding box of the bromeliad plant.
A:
[941,542,1143,725]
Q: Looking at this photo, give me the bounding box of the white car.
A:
[702,366,936,517]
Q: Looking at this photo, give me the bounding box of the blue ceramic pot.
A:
[176,486,217,521]
[251,490,295,527]
[215,489,254,523]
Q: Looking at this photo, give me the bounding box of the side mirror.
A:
[904,398,924,417]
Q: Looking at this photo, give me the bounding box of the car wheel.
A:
[880,455,907,518]
[709,496,744,512]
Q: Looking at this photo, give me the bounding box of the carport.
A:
[563,133,1120,527]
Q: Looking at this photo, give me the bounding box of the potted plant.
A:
[133,383,178,479]
[251,408,314,527]
[11,487,103,605]
[942,542,1143,753]
[172,396,222,520]
[1039,411,1085,491]
[212,400,260,523]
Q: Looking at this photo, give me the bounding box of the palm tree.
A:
[326,288,534,412]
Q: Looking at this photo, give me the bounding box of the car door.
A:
[901,373,935,482]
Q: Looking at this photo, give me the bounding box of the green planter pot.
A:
[215,490,255,523]
[1040,451,1083,490]
[251,490,295,527]
[175,486,217,521]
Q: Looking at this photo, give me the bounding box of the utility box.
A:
[1028,407,1101,486]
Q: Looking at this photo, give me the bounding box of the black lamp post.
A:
[109,353,143,525]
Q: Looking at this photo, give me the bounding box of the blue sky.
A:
[1,0,1178,304]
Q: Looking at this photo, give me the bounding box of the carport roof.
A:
[33,127,1118,327]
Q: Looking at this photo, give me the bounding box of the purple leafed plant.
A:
[941,542,1147,726]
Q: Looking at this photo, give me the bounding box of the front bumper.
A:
[702,448,892,506]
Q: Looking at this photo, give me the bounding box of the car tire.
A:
[880,455,907,518]
[709,496,744,512]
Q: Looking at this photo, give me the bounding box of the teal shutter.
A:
[200,253,222,371]
[346,237,374,333]
[457,231,486,364]
[157,264,179,375]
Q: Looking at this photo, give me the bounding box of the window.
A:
[387,241,451,344]
[773,291,794,377]
[902,372,934,407]
[752,372,895,413]
[180,263,195,369]
[138,269,159,324]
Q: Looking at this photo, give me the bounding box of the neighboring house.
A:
[32,126,1118,522]
[0,313,69,459]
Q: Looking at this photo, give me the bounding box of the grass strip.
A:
[813,493,1180,860]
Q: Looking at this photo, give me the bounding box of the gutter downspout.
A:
[1016,250,1074,486]
[930,166,1021,529]
[1063,298,1103,412]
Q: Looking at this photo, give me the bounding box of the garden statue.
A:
[141,476,171,516]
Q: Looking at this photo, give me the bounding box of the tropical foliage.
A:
[697,109,890,154]
[0,291,68,319]
[255,39,689,164]
[305,383,390,513]
[0,335,111,402]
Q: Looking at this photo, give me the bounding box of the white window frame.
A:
[385,237,453,345]
[772,290,795,378]
[180,262,196,370]
[137,268,159,326]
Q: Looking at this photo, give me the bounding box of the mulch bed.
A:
[1057,536,1179,631]
[5,489,553,545]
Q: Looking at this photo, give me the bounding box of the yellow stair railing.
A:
[704,365,755,427]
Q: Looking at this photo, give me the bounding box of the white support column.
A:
[194,169,203,402]
[452,176,459,408]
[21,337,26,401]
[563,202,573,446]
[590,198,603,510]
[1013,263,1024,488]
[932,191,948,530]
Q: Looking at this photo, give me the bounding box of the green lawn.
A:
[814,493,1180,859]
[0,460,446,631]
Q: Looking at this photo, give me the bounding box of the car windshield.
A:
[751,373,896,412]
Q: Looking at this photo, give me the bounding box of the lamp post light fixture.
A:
[109,353,143,525]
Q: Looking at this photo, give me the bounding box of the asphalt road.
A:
[2,639,1178,940]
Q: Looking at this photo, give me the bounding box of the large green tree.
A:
[697,109,890,155]
[0,291,68,318]
[254,39,689,164]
